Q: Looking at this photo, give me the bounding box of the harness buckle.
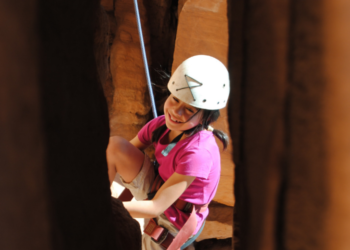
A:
[151,226,169,245]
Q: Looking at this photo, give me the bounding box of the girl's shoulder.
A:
[148,115,166,129]
[174,131,221,179]
[140,115,166,134]
[181,130,219,155]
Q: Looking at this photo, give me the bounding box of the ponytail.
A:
[212,128,229,150]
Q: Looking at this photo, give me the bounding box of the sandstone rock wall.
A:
[104,0,179,139]
[108,0,151,139]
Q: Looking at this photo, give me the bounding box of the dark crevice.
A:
[227,0,250,249]
[275,0,296,249]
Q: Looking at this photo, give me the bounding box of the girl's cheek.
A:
[164,98,171,110]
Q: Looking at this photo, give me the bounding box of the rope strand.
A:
[133,0,158,118]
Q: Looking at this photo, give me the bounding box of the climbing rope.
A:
[133,0,158,118]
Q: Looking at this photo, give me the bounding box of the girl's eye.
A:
[186,108,194,113]
[173,97,179,103]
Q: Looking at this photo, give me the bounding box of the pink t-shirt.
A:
[138,115,221,234]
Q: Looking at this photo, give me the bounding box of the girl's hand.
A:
[123,173,195,218]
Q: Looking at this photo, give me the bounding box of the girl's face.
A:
[163,94,202,133]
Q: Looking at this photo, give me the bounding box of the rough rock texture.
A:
[228,0,350,250]
[174,0,234,208]
[323,1,350,249]
[108,0,152,139]
[94,4,114,112]
[196,202,233,241]
[195,238,232,250]
[104,0,179,138]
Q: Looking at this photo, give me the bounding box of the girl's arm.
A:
[123,172,196,218]
[129,135,149,150]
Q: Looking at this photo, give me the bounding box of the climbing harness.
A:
[143,203,208,250]
[144,161,209,250]
[133,0,158,118]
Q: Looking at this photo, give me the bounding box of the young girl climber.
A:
[107,55,230,250]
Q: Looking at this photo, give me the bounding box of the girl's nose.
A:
[173,104,184,116]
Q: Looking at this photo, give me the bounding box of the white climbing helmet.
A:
[167,55,230,110]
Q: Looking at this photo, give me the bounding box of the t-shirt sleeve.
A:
[175,148,212,179]
[137,115,165,145]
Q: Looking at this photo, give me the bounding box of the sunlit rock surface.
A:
[108,0,151,139]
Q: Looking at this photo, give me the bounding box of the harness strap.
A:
[144,203,208,250]
[167,204,197,250]
[161,132,184,157]
[147,174,164,200]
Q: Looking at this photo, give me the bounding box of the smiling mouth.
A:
[169,113,183,123]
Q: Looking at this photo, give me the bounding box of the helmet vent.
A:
[172,81,175,85]
[217,102,220,104]
[203,99,206,103]
[223,84,226,87]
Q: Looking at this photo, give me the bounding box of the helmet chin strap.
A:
[184,109,201,123]
[168,110,201,136]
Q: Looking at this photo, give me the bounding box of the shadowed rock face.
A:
[39,1,142,249]
[0,0,141,249]
[111,198,142,250]
[228,0,350,250]
[0,1,51,249]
